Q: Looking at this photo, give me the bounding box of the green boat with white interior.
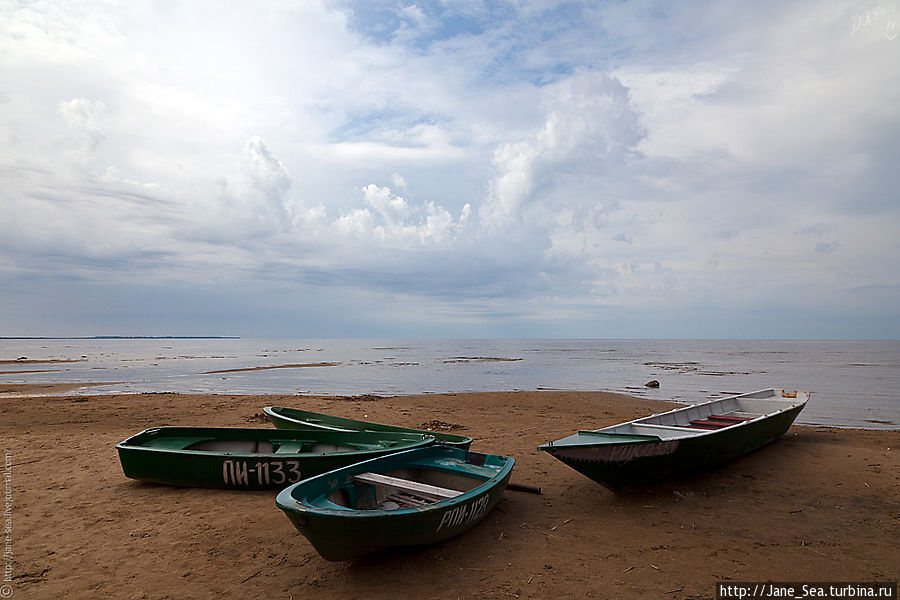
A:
[264,406,473,449]
[276,445,514,560]
[116,427,435,490]
[539,388,809,490]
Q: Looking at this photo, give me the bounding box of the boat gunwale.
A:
[263,405,475,447]
[115,426,436,458]
[629,388,807,424]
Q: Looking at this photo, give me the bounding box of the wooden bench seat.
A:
[274,441,308,454]
[354,472,462,502]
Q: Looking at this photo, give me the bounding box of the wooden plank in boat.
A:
[708,415,753,423]
[690,420,733,429]
[354,472,462,500]
[381,491,430,508]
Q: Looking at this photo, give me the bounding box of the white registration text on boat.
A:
[222,460,301,487]
[436,494,490,532]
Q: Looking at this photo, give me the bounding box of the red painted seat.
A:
[690,419,732,429]
[708,414,753,422]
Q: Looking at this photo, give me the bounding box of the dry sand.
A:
[2,384,897,599]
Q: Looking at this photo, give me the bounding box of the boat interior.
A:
[138,436,401,454]
[182,440,360,454]
[326,467,486,510]
[602,390,807,440]
[269,407,377,430]
[270,409,334,427]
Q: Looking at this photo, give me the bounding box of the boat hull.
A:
[539,389,808,490]
[264,406,473,449]
[276,446,514,560]
[116,427,435,490]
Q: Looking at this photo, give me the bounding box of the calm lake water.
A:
[1,338,898,430]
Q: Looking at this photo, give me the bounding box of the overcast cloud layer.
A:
[1,1,898,338]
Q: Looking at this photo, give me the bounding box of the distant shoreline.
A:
[0,336,240,340]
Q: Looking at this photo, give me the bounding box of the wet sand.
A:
[2,385,897,599]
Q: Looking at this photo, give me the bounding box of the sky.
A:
[1,0,898,339]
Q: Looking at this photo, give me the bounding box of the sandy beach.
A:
[2,384,897,599]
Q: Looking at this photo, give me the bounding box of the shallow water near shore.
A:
[1,338,897,429]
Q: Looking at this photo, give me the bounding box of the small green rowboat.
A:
[275,445,514,561]
[116,427,435,490]
[264,406,473,449]
[538,388,809,490]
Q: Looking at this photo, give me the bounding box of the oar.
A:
[506,482,542,494]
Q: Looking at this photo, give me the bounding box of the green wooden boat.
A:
[538,388,809,490]
[116,427,435,490]
[264,406,473,449]
[275,445,514,561]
